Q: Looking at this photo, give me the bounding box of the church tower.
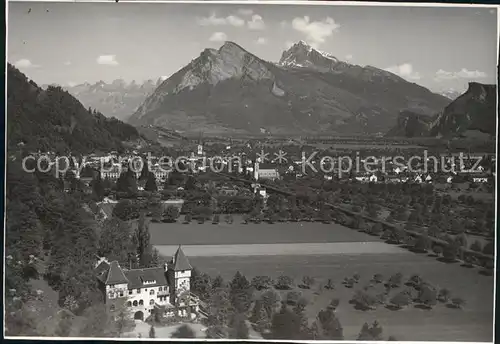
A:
[254,159,260,181]
[197,131,204,156]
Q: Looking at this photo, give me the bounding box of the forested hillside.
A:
[7,63,140,154]
[4,160,159,336]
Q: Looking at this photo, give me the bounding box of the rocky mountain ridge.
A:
[386,82,497,138]
[128,40,450,135]
[46,78,167,121]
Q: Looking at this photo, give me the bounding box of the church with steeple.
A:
[95,246,199,321]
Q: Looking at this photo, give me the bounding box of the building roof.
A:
[170,246,192,271]
[258,163,278,170]
[104,261,129,285]
[124,267,168,289]
[98,203,116,219]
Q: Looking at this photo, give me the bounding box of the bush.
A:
[442,242,460,262]
[300,276,315,289]
[286,291,302,305]
[387,273,403,288]
[327,298,340,311]
[414,234,430,252]
[437,288,451,303]
[432,245,443,256]
[389,291,412,309]
[482,242,494,255]
[406,274,423,288]
[251,276,273,291]
[372,274,383,284]
[371,223,383,235]
[275,275,294,290]
[163,206,180,223]
[470,240,483,252]
[352,290,378,310]
[324,278,335,290]
[418,285,437,308]
[450,297,466,309]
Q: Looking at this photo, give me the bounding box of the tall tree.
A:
[135,213,153,268]
[98,218,135,267]
[91,174,105,201]
[144,172,158,192]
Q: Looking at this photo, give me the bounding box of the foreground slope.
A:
[7,64,141,154]
[386,82,497,138]
[129,41,450,135]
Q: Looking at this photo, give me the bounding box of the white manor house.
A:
[94,246,200,321]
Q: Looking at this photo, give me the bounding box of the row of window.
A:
[109,286,167,298]
[125,296,168,307]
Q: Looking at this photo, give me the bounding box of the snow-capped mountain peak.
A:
[279,40,340,70]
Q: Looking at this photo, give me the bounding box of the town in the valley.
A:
[5,1,497,342]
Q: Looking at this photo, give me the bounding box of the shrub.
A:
[450,297,466,309]
[470,240,483,252]
[163,206,180,223]
[406,274,423,288]
[301,276,315,289]
[327,298,340,311]
[275,275,294,290]
[371,223,383,235]
[286,291,302,306]
[442,242,460,262]
[482,242,494,255]
[387,273,403,288]
[324,278,335,290]
[251,276,273,291]
[372,274,383,284]
[437,288,451,303]
[432,245,443,256]
[414,234,430,252]
[352,290,378,310]
[418,285,437,309]
[389,291,412,309]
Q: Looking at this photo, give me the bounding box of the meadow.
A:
[150,221,494,341]
[188,253,494,342]
[149,220,381,246]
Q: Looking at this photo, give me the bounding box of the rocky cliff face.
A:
[386,82,497,138]
[279,40,342,71]
[430,82,497,137]
[385,110,433,137]
[129,40,450,135]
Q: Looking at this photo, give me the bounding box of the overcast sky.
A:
[8,2,498,93]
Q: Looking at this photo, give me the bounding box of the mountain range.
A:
[439,88,463,100]
[386,82,497,138]
[8,64,142,154]
[127,41,451,135]
[41,78,166,122]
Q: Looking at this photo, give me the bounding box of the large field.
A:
[188,253,493,342]
[150,222,494,341]
[149,221,381,245]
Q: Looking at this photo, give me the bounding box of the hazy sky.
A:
[8,2,499,93]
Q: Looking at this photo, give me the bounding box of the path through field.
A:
[154,242,406,257]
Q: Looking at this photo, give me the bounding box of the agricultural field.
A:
[150,219,493,341]
[149,220,381,246]
[188,253,493,342]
